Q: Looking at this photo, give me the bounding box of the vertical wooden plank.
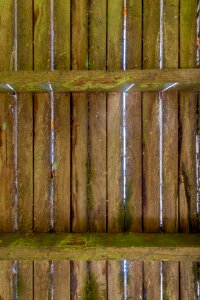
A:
[128,261,143,299]
[53,2,71,299]
[88,0,107,234]
[179,0,197,233]
[71,1,88,299]
[17,0,33,233]
[89,2,107,299]
[143,1,160,299]
[143,0,160,233]
[0,0,14,232]
[162,2,179,299]
[54,260,70,300]
[70,261,88,300]
[107,1,123,299]
[180,262,197,300]
[126,0,142,232]
[54,0,70,232]
[34,261,50,299]
[18,261,33,300]
[71,0,88,233]
[0,262,13,299]
[34,0,51,232]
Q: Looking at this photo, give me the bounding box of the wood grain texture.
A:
[107,1,123,297]
[88,0,107,233]
[34,261,50,299]
[33,0,51,232]
[54,260,70,300]
[0,262,13,299]
[0,0,14,232]
[88,2,107,297]
[128,261,143,299]
[163,262,179,300]
[143,261,160,300]
[142,0,160,232]
[179,0,198,233]
[180,262,197,300]
[71,0,88,233]
[107,0,123,233]
[17,0,33,232]
[125,0,142,232]
[18,261,33,300]
[54,0,70,232]
[71,1,88,298]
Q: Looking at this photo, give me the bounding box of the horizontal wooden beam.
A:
[0,233,200,261]
[0,69,199,92]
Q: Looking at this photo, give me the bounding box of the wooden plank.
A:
[163,262,179,300]
[71,0,88,232]
[18,261,33,300]
[143,0,160,295]
[0,233,199,261]
[88,2,107,298]
[128,261,143,299]
[88,0,107,233]
[54,260,70,300]
[71,1,88,299]
[0,0,14,232]
[0,261,13,299]
[143,0,160,232]
[54,0,70,232]
[17,0,33,233]
[70,261,87,300]
[0,69,200,92]
[34,261,50,299]
[125,0,142,232]
[180,262,197,300]
[107,0,123,298]
[179,0,198,233]
[162,2,179,298]
[34,0,51,232]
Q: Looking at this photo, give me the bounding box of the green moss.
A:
[83,274,101,300]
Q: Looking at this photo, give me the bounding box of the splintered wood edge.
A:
[0,233,199,261]
[0,69,199,92]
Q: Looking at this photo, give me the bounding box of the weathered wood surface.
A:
[71,1,88,299]
[0,0,14,232]
[33,0,51,232]
[0,69,200,93]
[125,0,142,232]
[0,233,199,261]
[179,0,198,233]
[107,0,123,298]
[54,0,70,232]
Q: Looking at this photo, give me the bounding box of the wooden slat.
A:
[128,261,143,299]
[34,0,51,232]
[107,0,123,298]
[0,233,199,261]
[54,260,70,300]
[179,0,198,233]
[162,2,179,298]
[143,2,160,297]
[0,0,14,232]
[0,69,200,92]
[18,261,33,300]
[34,261,50,299]
[88,2,107,298]
[125,0,142,232]
[180,262,198,300]
[143,0,160,233]
[71,1,88,299]
[54,0,70,232]
[0,262,13,299]
[17,0,33,233]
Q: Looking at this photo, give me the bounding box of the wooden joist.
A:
[0,233,199,261]
[0,69,199,93]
